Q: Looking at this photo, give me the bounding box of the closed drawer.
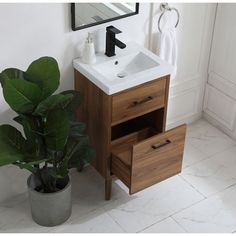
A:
[111,124,186,194]
[111,78,167,125]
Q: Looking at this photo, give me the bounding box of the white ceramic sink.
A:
[73,42,173,95]
[92,52,160,81]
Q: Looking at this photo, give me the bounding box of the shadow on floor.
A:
[0,165,135,232]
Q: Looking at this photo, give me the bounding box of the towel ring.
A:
[158,3,180,33]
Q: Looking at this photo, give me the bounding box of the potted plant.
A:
[0,57,95,227]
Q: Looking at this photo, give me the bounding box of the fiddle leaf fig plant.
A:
[0,57,95,193]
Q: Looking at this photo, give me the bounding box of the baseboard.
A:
[203,112,236,141]
[166,112,203,130]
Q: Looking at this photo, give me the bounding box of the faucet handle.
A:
[106,26,122,34]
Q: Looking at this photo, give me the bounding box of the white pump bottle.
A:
[82,32,96,64]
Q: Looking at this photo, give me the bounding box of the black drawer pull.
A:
[152,139,171,150]
[133,96,153,106]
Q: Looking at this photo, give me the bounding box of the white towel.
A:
[159,25,178,79]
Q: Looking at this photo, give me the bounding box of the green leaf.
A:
[2,79,42,113]
[0,125,26,166]
[0,143,22,166]
[37,167,58,193]
[66,136,95,169]
[69,147,95,169]
[26,57,60,99]
[69,121,86,139]
[14,115,34,140]
[14,115,46,159]
[33,94,74,116]
[56,161,69,178]
[45,110,70,151]
[56,137,80,175]
[0,125,26,151]
[61,90,82,120]
[0,68,27,87]
[14,162,37,173]
[61,90,82,110]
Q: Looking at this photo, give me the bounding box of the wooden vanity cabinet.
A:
[74,70,186,200]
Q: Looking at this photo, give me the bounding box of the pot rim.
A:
[27,174,71,196]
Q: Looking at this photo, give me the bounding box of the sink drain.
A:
[117,72,127,78]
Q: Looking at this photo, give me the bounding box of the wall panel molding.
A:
[204,4,236,139]
[167,87,200,125]
[204,84,236,131]
[209,72,236,100]
[150,3,216,126]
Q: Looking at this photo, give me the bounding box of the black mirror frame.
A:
[71,3,139,31]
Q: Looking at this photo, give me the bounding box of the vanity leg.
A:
[77,161,84,172]
[105,177,112,200]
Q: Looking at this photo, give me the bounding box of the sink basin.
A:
[92,52,160,81]
[73,42,173,95]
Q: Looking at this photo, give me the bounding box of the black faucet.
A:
[105,26,126,57]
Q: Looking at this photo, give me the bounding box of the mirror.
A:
[71,3,139,31]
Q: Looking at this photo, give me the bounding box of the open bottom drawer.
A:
[111,124,186,194]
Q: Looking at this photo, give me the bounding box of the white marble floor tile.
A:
[186,119,235,156]
[182,140,209,168]
[70,167,136,217]
[0,193,50,233]
[173,184,236,233]
[181,145,236,197]
[49,208,124,233]
[69,167,108,215]
[103,175,204,233]
[140,217,186,233]
[186,119,210,134]
[0,165,29,203]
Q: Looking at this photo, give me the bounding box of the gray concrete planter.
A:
[27,174,72,227]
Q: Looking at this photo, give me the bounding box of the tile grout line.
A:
[182,143,217,170]
[179,174,207,199]
[170,182,236,233]
[184,141,236,170]
[181,160,236,199]
[186,120,236,148]
[104,207,128,233]
[104,192,206,234]
[169,196,207,221]
[136,216,171,233]
[103,166,211,234]
[170,215,188,233]
[213,182,236,195]
[137,195,206,233]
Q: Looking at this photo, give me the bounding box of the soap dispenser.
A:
[82,32,96,64]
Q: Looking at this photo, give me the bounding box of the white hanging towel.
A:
[159,26,178,79]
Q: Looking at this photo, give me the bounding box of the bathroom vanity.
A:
[73,43,186,200]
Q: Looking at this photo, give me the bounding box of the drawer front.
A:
[112,78,167,125]
[130,124,186,194]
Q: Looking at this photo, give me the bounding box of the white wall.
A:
[150,3,216,129]
[204,4,236,140]
[0,3,151,203]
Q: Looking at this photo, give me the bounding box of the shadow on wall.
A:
[59,42,77,92]
[149,6,163,54]
[143,8,152,50]
[150,32,160,53]
[56,3,84,92]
